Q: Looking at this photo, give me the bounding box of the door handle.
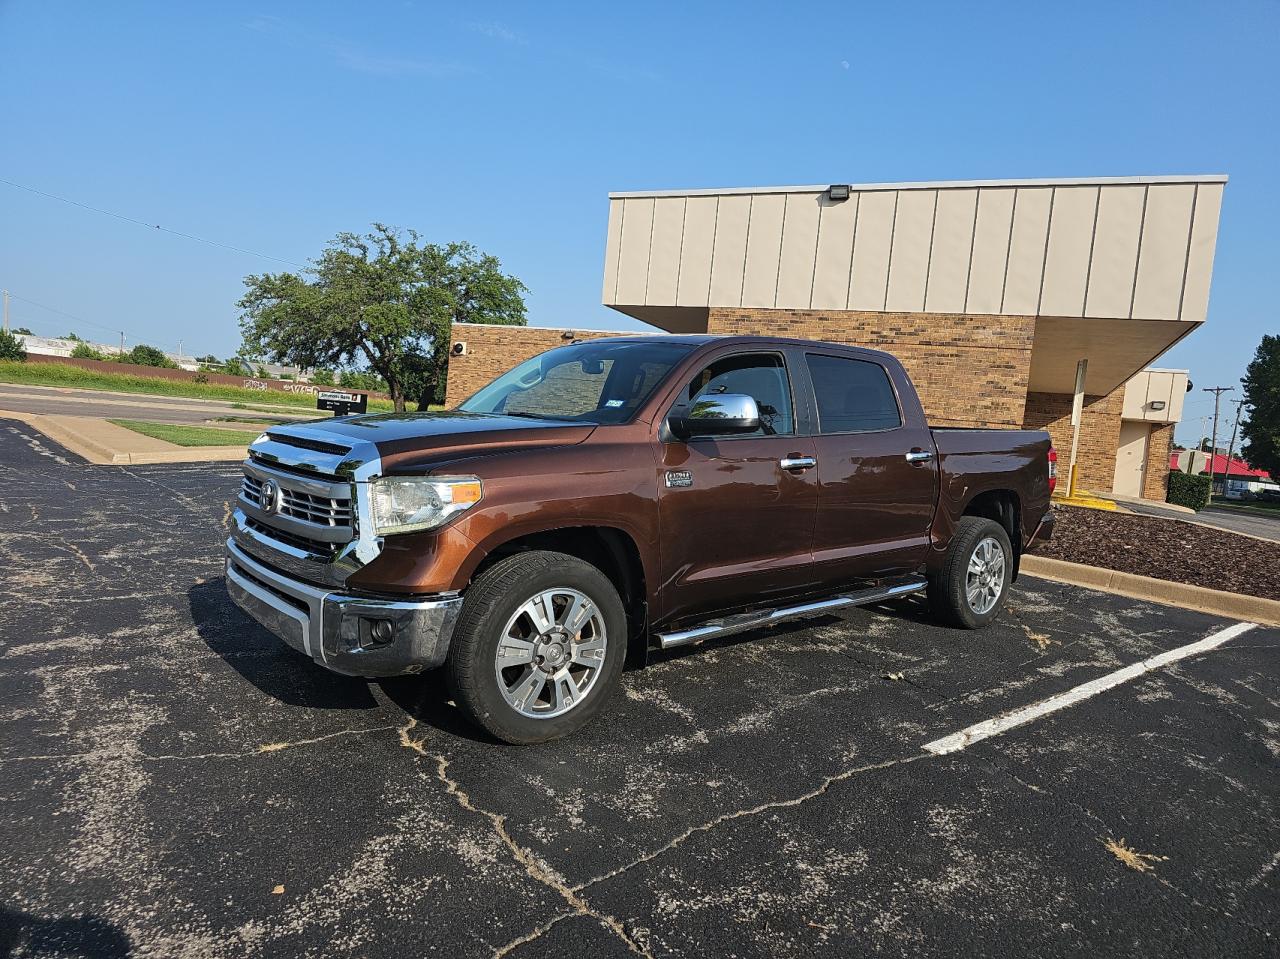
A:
[780,455,816,471]
[905,449,934,464]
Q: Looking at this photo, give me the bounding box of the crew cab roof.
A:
[591,333,899,364]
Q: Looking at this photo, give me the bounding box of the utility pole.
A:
[2,289,8,333]
[119,331,125,355]
[1222,400,1248,500]
[1203,386,1235,500]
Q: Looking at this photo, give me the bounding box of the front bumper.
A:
[225,538,463,677]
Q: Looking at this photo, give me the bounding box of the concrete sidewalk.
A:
[3,411,248,464]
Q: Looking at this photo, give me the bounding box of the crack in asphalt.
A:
[397,719,654,959]
[572,752,931,895]
[1,530,98,572]
[0,725,400,764]
[987,754,1277,939]
[488,751,937,955]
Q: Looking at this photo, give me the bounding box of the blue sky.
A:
[1,1,1275,443]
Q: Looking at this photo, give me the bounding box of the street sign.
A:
[316,390,369,417]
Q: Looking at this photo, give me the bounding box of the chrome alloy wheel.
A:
[494,588,608,719]
[966,536,1006,615]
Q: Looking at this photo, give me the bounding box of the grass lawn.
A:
[1208,498,1280,515]
[108,419,262,447]
[0,360,401,412]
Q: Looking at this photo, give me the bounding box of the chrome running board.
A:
[655,575,928,650]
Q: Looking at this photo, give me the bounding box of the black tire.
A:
[927,516,1013,629]
[446,550,627,744]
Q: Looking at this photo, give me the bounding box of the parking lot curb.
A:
[2,410,247,465]
[1021,554,1280,626]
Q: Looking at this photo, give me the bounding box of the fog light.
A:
[367,618,395,649]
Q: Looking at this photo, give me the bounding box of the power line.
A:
[5,291,181,354]
[0,176,307,269]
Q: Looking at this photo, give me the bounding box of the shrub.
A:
[1167,471,1211,510]
[311,368,335,386]
[0,329,27,361]
[70,342,108,361]
[193,373,209,384]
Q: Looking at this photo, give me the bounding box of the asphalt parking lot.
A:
[1,416,1276,958]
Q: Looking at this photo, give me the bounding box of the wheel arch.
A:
[470,525,650,665]
[961,488,1022,579]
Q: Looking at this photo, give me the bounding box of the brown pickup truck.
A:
[226,335,1055,742]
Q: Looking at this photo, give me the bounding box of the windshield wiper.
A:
[500,410,580,422]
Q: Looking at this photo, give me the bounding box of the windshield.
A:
[458,340,694,424]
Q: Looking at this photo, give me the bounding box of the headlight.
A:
[368,476,483,535]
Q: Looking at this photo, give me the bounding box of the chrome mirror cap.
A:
[669,393,761,439]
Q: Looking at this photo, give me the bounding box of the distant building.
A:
[1171,450,1277,499]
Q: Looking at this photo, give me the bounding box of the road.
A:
[1124,497,1280,543]
[0,417,1275,958]
[0,382,316,425]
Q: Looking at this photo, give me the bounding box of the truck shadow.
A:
[188,578,499,742]
[0,905,130,958]
[187,578,381,711]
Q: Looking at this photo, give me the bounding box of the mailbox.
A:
[316,390,369,417]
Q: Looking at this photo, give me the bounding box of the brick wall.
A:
[1143,423,1174,500]
[443,323,627,407]
[1022,390,1126,493]
[708,308,1036,428]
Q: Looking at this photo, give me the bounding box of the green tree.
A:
[63,332,83,341]
[221,357,249,376]
[1240,333,1280,481]
[123,344,178,368]
[195,353,220,365]
[13,326,33,335]
[238,224,527,411]
[311,368,336,386]
[0,329,27,361]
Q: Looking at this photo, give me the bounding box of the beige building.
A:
[447,174,1225,500]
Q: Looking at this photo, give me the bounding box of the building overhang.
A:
[603,175,1224,396]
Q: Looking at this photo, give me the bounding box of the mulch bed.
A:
[1036,505,1280,601]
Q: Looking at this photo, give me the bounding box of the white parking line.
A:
[923,621,1258,755]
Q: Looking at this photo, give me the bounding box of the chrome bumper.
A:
[225,538,463,678]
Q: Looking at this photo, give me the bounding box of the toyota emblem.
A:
[260,478,281,515]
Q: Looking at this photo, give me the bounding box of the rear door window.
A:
[805,353,901,433]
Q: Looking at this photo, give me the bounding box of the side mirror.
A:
[668,393,760,440]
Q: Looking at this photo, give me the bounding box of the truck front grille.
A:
[237,458,357,558]
[241,475,353,528]
[244,516,342,558]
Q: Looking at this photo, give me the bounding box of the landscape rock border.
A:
[1021,554,1280,626]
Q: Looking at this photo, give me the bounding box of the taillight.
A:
[1047,447,1058,494]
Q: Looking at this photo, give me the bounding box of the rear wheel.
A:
[928,516,1013,629]
[447,551,626,744]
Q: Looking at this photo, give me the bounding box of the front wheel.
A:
[927,516,1013,629]
[446,551,627,744]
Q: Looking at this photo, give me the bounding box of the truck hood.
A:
[269,411,596,474]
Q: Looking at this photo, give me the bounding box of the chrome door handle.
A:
[780,456,816,470]
[905,449,934,464]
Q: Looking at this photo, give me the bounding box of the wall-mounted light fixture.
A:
[1149,400,1167,411]
[827,184,850,202]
